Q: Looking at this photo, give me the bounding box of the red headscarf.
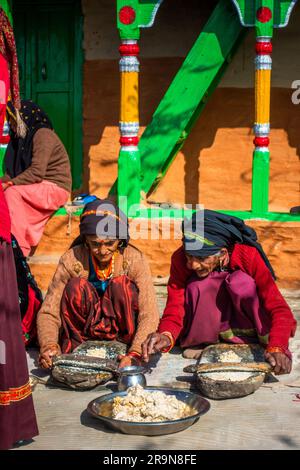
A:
[0,184,11,243]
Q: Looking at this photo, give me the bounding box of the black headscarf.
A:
[73,198,130,247]
[5,100,53,178]
[183,209,276,279]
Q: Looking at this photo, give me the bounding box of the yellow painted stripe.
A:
[255,69,271,124]
[120,72,139,122]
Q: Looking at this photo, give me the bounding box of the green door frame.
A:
[9,0,84,190]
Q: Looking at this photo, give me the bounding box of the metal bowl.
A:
[117,366,147,391]
[87,387,210,436]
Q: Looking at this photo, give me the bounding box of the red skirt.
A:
[0,241,38,449]
[60,276,139,353]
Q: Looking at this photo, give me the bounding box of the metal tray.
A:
[87,387,210,436]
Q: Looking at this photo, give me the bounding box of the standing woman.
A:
[0,185,38,450]
[1,100,72,256]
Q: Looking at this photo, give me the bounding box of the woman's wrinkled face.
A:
[85,235,119,265]
[185,248,228,278]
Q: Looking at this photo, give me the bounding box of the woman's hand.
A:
[142,333,171,362]
[265,351,292,375]
[39,344,61,369]
[118,355,141,369]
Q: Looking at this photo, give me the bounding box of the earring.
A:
[219,259,225,272]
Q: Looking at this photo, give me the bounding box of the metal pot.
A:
[117,366,147,391]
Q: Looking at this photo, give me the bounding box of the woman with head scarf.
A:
[0,100,72,257]
[37,198,159,369]
[0,184,38,450]
[142,210,297,375]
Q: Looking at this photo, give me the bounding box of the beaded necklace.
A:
[92,251,118,281]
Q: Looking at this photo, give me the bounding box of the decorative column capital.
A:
[117,1,164,39]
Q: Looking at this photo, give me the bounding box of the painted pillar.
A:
[252,1,274,214]
[118,37,141,211]
[231,0,297,215]
[117,4,141,212]
[0,0,13,177]
[116,1,164,212]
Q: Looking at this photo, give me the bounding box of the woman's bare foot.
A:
[182,347,204,360]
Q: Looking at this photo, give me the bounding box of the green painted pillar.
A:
[117,1,141,213]
[252,0,274,214]
[231,0,297,215]
[116,0,163,213]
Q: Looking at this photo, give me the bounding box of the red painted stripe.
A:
[120,136,139,146]
[119,44,140,56]
[256,42,273,55]
[254,136,270,147]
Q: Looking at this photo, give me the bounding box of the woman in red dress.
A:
[0,184,38,449]
[142,210,296,375]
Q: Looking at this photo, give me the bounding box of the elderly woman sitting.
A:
[1,100,71,257]
[142,210,297,375]
[37,198,159,369]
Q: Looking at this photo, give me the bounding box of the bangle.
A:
[127,351,142,360]
[40,343,60,354]
[266,346,292,360]
[119,351,141,361]
[266,346,285,354]
[160,331,175,353]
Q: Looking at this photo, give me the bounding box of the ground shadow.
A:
[80,409,115,434]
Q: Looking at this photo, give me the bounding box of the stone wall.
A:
[31,216,300,291]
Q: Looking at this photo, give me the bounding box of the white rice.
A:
[85,347,107,358]
[204,371,253,382]
[219,351,242,363]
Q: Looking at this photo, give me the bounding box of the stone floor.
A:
[18,288,300,450]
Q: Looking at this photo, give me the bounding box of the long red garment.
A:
[158,245,297,352]
[0,189,38,450]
